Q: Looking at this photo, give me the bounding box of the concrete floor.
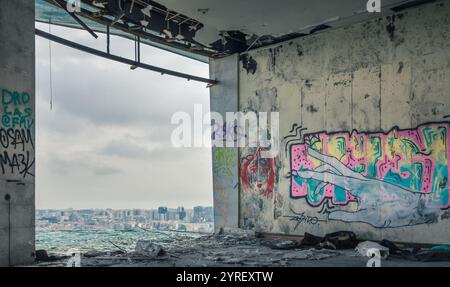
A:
[31,233,450,267]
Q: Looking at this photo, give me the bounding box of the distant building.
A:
[35,207,214,233]
[68,213,80,222]
[167,209,177,220]
[193,206,214,223]
[177,207,186,221]
[46,217,59,224]
[158,207,168,221]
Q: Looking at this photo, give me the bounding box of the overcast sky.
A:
[35,23,212,210]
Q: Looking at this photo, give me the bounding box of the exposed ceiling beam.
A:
[35,28,218,85]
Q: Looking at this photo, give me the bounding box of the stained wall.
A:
[237,1,450,244]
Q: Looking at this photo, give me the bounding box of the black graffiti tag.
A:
[284,208,322,230]
[0,150,35,178]
[0,128,34,151]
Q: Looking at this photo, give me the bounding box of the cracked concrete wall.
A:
[0,0,36,266]
[237,1,450,244]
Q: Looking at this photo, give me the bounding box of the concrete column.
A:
[209,55,240,232]
[0,0,36,266]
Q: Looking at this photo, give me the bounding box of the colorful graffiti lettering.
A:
[289,123,450,228]
[1,89,34,129]
[241,147,277,198]
[0,88,34,178]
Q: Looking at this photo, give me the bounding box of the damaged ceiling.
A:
[39,0,436,59]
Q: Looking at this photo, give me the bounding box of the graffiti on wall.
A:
[288,123,450,228]
[0,88,35,178]
[240,147,278,198]
[211,121,247,144]
[239,87,280,199]
[283,207,322,230]
[213,148,239,226]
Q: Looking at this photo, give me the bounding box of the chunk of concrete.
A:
[134,240,165,258]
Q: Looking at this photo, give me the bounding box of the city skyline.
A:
[36,206,213,212]
[36,206,214,233]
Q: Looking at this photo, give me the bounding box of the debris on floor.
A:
[261,239,302,250]
[415,249,450,262]
[31,230,450,267]
[301,233,323,246]
[431,245,450,251]
[320,231,358,250]
[281,248,341,261]
[35,249,68,263]
[134,240,165,258]
[355,241,390,259]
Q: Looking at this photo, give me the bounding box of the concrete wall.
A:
[210,55,240,232]
[0,0,36,266]
[237,1,450,244]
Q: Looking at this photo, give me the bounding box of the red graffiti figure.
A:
[240,148,276,197]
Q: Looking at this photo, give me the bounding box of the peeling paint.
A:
[306,105,319,113]
[398,62,404,74]
[386,15,396,41]
[240,54,258,75]
[268,46,282,71]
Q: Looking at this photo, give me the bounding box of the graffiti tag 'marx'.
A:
[289,123,450,227]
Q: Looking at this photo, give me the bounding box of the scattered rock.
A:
[84,250,108,258]
[282,248,339,260]
[217,227,255,238]
[261,239,302,250]
[134,240,165,258]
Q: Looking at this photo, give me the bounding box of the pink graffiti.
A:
[291,123,450,208]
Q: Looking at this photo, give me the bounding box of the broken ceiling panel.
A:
[36,0,437,59]
[36,0,211,62]
[157,0,422,50]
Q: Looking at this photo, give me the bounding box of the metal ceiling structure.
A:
[35,0,211,63]
[35,0,435,83]
[156,0,436,52]
[37,0,436,59]
[35,0,217,84]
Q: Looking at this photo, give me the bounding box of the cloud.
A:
[99,138,157,159]
[47,157,70,176]
[35,23,213,209]
[93,166,122,176]
[36,23,210,129]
